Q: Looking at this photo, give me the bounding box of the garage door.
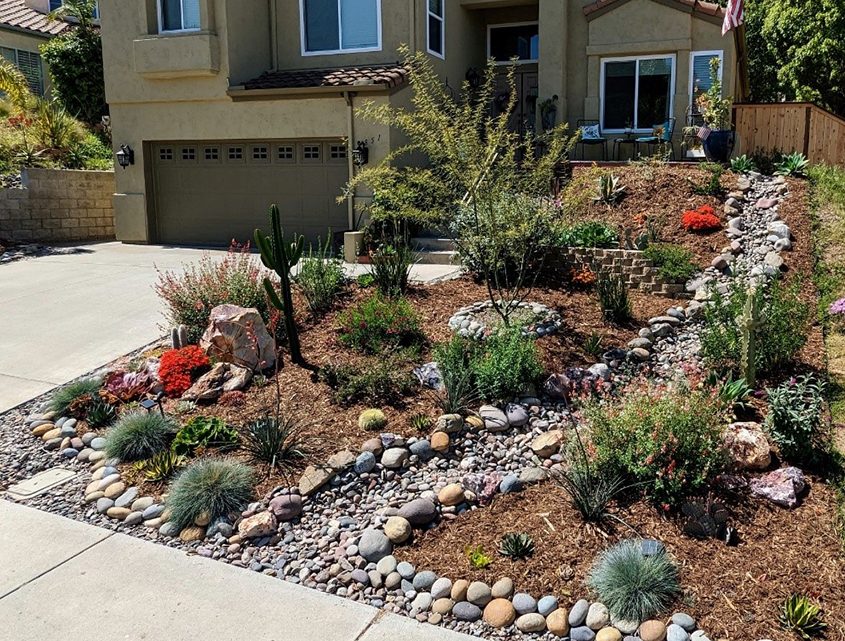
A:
[151,140,349,246]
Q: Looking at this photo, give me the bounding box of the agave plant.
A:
[593,173,626,206]
[780,594,827,639]
[730,154,757,174]
[409,412,433,432]
[134,450,187,482]
[776,152,809,177]
[499,532,535,560]
[85,398,116,429]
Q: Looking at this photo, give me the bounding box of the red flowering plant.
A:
[154,242,277,344]
[158,345,210,397]
[583,378,728,507]
[681,204,722,232]
[337,293,424,353]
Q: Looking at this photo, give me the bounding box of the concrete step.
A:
[411,237,455,252]
[412,249,460,266]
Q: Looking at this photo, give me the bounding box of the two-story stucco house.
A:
[100,0,738,247]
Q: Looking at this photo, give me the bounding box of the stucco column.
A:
[538,0,567,125]
[675,48,691,134]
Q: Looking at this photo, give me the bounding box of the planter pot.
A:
[702,130,736,163]
[343,230,365,264]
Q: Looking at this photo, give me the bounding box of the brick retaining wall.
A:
[559,246,688,297]
[0,168,115,243]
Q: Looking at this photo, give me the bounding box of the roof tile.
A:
[0,0,70,36]
[243,64,409,92]
[583,0,725,19]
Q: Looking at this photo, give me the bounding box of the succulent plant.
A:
[780,594,827,639]
[465,545,493,569]
[499,532,535,560]
[409,412,432,432]
[85,398,116,428]
[593,173,626,206]
[358,408,387,431]
[134,450,187,482]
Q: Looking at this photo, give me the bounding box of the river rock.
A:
[483,599,516,628]
[358,528,392,562]
[546,608,570,637]
[479,405,508,432]
[398,498,438,526]
[238,511,277,539]
[516,613,547,633]
[530,430,564,458]
[384,516,412,544]
[437,483,466,506]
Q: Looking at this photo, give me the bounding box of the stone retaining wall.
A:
[0,168,115,243]
[557,246,687,297]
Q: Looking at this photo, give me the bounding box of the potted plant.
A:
[697,57,735,163]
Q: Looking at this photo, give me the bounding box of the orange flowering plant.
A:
[681,204,722,232]
[158,345,210,397]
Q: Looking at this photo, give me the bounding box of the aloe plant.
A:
[593,173,626,206]
[254,204,305,366]
[780,594,827,639]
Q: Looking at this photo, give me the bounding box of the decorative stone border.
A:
[448,301,562,340]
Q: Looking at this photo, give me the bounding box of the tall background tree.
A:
[40,0,105,126]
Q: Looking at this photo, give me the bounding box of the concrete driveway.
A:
[0,241,459,412]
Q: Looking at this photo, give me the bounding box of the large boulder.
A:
[750,466,807,508]
[723,422,771,471]
[200,304,275,371]
[181,362,252,402]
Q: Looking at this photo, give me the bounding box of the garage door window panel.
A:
[329,143,347,162]
[275,144,295,163]
[203,146,220,162]
[251,145,270,163]
[226,145,245,162]
[302,144,323,162]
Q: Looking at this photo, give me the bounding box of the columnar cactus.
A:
[739,284,760,387]
[170,324,188,349]
[254,204,304,366]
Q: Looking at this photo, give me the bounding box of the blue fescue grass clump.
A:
[587,539,680,621]
[104,411,176,461]
[49,377,102,415]
[166,459,255,530]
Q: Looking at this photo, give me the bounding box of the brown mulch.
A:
[398,482,845,641]
[567,164,737,268]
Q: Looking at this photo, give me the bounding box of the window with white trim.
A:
[601,55,675,132]
[690,50,723,112]
[300,0,381,54]
[159,0,200,32]
[49,1,99,19]
[0,48,43,95]
[427,0,444,58]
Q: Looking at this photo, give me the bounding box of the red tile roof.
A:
[583,0,725,19]
[0,0,70,36]
[243,64,409,91]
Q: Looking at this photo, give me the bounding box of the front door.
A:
[493,66,539,138]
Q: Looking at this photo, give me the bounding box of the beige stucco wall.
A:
[100,0,738,242]
[0,27,54,95]
[0,168,115,242]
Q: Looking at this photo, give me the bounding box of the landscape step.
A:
[412,249,460,266]
[411,237,455,252]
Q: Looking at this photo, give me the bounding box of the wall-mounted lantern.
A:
[116,144,135,169]
[352,140,369,167]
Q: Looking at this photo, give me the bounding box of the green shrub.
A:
[242,416,308,473]
[295,235,345,316]
[166,459,255,530]
[49,377,102,416]
[596,272,631,323]
[587,539,680,621]
[358,408,388,431]
[643,243,698,283]
[700,278,809,377]
[338,294,424,353]
[472,326,542,403]
[433,335,480,413]
[586,384,728,507]
[171,416,239,456]
[321,357,416,405]
[357,273,375,288]
[690,161,724,196]
[104,412,177,462]
[558,221,619,249]
[370,242,414,297]
[766,375,826,463]
[154,245,272,344]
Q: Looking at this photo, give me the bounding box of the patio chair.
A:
[575,119,607,160]
[635,117,676,160]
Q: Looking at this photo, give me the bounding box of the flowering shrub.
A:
[828,297,845,316]
[158,346,210,397]
[154,243,274,343]
[585,381,728,507]
[681,204,722,232]
[338,294,424,353]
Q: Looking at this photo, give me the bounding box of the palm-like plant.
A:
[47,0,98,30]
[0,59,32,111]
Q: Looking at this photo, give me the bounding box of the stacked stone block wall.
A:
[558,246,689,298]
[0,168,115,243]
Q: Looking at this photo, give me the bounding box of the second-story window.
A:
[159,0,200,33]
[50,1,100,18]
[427,0,444,58]
[301,0,381,55]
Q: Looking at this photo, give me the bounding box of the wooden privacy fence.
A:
[732,102,845,166]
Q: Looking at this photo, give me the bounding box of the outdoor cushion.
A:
[661,120,673,141]
[580,124,601,140]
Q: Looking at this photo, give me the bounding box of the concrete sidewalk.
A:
[0,500,473,641]
[0,241,460,412]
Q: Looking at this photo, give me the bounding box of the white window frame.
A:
[157,0,202,34]
[487,21,539,65]
[689,49,723,103]
[426,0,445,59]
[299,0,383,56]
[599,53,677,134]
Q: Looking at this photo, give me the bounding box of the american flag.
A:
[722,0,744,35]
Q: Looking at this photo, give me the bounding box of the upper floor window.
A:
[159,0,200,33]
[488,23,538,64]
[427,0,444,59]
[49,0,99,19]
[301,0,381,55]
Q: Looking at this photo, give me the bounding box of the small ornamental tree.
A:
[41,0,105,125]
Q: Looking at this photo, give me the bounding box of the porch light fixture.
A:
[116,144,134,169]
[465,67,481,90]
[352,140,369,166]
